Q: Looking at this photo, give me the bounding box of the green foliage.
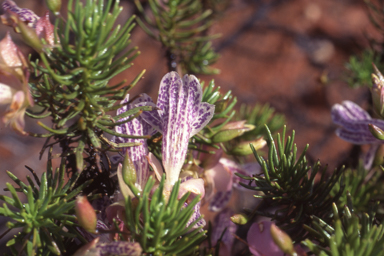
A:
[27,0,150,173]
[202,80,237,130]
[0,149,92,255]
[237,103,285,140]
[134,0,220,74]
[238,125,345,241]
[303,203,384,256]
[331,165,384,213]
[345,50,383,88]
[124,175,206,255]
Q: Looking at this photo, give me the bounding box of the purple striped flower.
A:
[1,1,57,46]
[114,94,155,193]
[1,0,39,28]
[331,100,384,169]
[141,72,215,188]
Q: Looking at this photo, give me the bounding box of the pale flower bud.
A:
[371,64,384,117]
[75,196,97,233]
[212,120,255,143]
[45,0,61,16]
[270,223,295,256]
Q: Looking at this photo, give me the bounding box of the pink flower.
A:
[0,32,32,135]
[247,221,286,256]
[204,157,261,212]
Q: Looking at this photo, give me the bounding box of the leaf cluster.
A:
[134,0,220,74]
[344,49,383,88]
[303,203,384,256]
[27,0,151,174]
[237,103,285,140]
[238,126,345,241]
[331,166,384,213]
[124,175,206,255]
[0,149,93,255]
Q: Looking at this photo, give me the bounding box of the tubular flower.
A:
[331,100,384,169]
[0,32,32,135]
[140,71,215,189]
[114,94,155,194]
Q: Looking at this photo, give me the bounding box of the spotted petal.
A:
[154,72,214,187]
[114,94,156,190]
[1,0,39,28]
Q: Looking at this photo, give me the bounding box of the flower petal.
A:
[3,91,27,135]
[115,94,155,189]
[331,101,384,132]
[156,72,214,186]
[1,0,39,28]
[336,127,380,144]
[0,82,14,104]
[247,221,285,256]
[146,152,164,181]
[0,32,28,76]
[208,190,232,212]
[364,144,379,170]
[185,201,206,231]
[35,11,56,46]
[211,208,237,256]
[178,178,205,201]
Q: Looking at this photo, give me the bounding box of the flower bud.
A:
[230,213,248,225]
[229,138,267,156]
[212,121,255,143]
[75,196,97,233]
[371,64,384,117]
[17,19,43,53]
[373,144,384,167]
[368,123,384,141]
[45,0,61,16]
[270,223,295,256]
[122,151,137,186]
[77,117,87,131]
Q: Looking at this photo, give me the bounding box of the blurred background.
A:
[0,0,379,249]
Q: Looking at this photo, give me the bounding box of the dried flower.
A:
[0,32,32,135]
